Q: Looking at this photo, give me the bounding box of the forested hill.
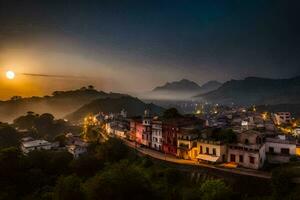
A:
[66,96,164,122]
[0,86,126,122]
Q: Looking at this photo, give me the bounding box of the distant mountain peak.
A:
[153,79,200,92]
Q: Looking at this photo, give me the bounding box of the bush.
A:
[200,179,233,200]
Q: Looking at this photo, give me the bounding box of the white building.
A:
[151,120,162,151]
[67,144,87,158]
[272,112,292,125]
[21,139,52,154]
[265,135,296,163]
[227,130,266,169]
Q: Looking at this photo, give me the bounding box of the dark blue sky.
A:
[0,0,300,94]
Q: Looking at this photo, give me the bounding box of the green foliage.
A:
[210,128,237,143]
[83,161,154,200]
[271,166,300,200]
[13,112,37,130]
[162,108,182,119]
[54,134,67,147]
[13,112,69,140]
[200,179,233,200]
[95,138,129,163]
[0,123,19,148]
[53,175,84,200]
[70,155,103,177]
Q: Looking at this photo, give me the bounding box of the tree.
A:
[70,155,103,177]
[200,179,233,200]
[87,85,95,90]
[0,123,19,148]
[53,175,84,200]
[162,108,182,119]
[10,96,22,101]
[95,138,129,163]
[271,167,294,199]
[13,112,38,130]
[83,161,153,200]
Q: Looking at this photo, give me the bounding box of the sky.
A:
[0,0,300,99]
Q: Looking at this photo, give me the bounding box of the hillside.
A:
[195,76,300,105]
[66,96,164,122]
[0,87,126,122]
[196,80,222,95]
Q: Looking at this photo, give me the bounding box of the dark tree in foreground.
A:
[0,123,19,148]
[53,175,84,200]
[84,161,154,200]
[200,179,233,200]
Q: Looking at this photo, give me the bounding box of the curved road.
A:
[122,139,271,179]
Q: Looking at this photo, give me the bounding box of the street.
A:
[122,139,271,179]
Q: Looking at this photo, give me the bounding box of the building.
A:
[151,120,163,151]
[135,121,144,145]
[162,120,184,156]
[227,130,266,169]
[265,135,296,163]
[67,143,88,158]
[177,127,198,159]
[105,120,129,139]
[142,110,152,147]
[272,112,292,125]
[21,139,52,154]
[162,117,203,156]
[196,139,227,163]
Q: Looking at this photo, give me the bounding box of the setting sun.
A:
[6,70,15,80]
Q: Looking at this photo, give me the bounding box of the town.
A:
[19,104,300,172]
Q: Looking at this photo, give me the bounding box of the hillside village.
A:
[20,105,300,171]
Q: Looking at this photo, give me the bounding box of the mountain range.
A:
[143,79,222,100]
[195,76,300,105]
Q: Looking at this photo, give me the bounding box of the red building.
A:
[162,117,203,156]
[129,110,152,147]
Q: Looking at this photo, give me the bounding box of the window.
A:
[249,156,255,164]
[239,155,243,163]
[269,147,274,153]
[281,148,290,155]
[206,147,209,154]
[230,154,236,162]
[245,139,249,144]
[200,146,203,154]
[213,148,216,155]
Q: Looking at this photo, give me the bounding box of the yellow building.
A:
[196,139,227,163]
[177,132,198,160]
[296,145,300,156]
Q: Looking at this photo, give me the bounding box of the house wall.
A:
[265,142,296,155]
[228,145,265,169]
[151,123,162,151]
[197,142,227,163]
[265,142,296,163]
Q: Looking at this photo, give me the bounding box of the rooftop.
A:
[22,140,51,148]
